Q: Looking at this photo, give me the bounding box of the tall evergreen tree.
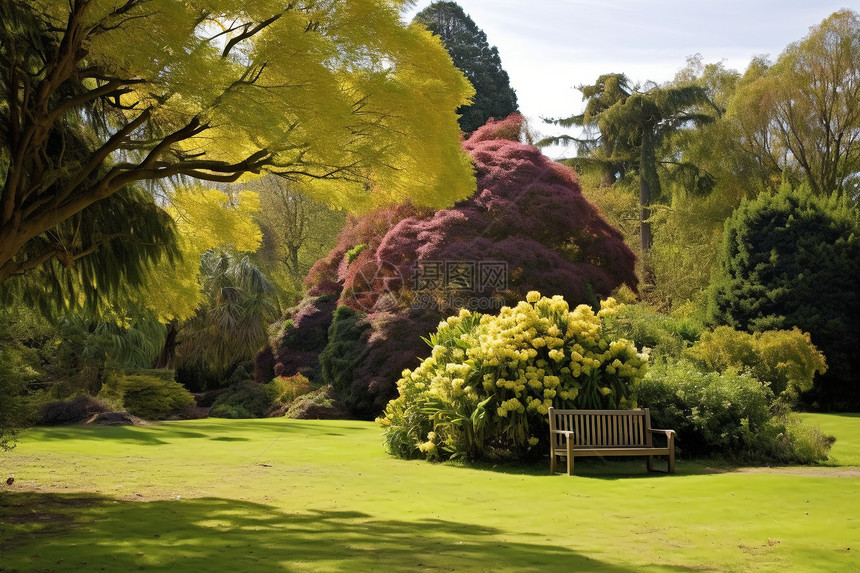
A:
[541,76,715,262]
[414,1,518,133]
[540,73,635,188]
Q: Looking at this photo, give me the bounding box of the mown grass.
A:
[1,415,858,572]
[801,413,860,466]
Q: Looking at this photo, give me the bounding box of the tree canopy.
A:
[413,1,518,133]
[172,249,278,384]
[727,9,860,198]
[250,176,346,289]
[309,114,638,315]
[0,0,475,297]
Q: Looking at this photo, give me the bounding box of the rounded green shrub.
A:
[209,402,255,419]
[209,381,270,419]
[378,293,648,462]
[638,360,832,463]
[210,375,315,419]
[99,371,194,421]
[685,326,827,406]
[286,385,345,419]
[266,374,312,405]
[607,302,704,360]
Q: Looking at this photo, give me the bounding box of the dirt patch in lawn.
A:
[727,466,860,478]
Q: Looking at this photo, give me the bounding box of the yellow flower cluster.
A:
[597,297,621,318]
[418,431,438,456]
[497,397,526,417]
[380,291,650,462]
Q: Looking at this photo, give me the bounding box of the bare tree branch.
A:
[222,13,283,58]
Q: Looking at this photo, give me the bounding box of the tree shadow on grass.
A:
[0,492,652,572]
[463,456,695,480]
[23,419,367,447]
[24,425,212,446]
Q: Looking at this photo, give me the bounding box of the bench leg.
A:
[550,451,556,474]
[566,442,574,475]
[647,455,676,473]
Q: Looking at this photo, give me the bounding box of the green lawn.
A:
[1,415,858,572]
[801,413,860,466]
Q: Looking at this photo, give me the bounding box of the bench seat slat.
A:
[552,447,671,457]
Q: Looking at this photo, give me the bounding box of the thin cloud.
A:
[405,1,852,156]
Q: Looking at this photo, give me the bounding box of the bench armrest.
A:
[650,428,676,446]
[551,430,575,438]
[550,430,576,444]
[549,429,576,475]
[550,429,575,447]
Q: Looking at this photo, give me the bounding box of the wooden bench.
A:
[548,407,675,475]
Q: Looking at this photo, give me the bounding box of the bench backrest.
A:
[548,408,654,448]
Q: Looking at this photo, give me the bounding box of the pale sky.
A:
[404,0,853,157]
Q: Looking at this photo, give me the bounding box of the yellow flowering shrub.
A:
[378,292,649,462]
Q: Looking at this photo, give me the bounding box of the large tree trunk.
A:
[639,128,660,287]
[639,129,658,252]
[639,177,653,253]
[288,245,301,284]
[155,321,179,369]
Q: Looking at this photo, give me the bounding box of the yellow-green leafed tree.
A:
[0,0,476,290]
[727,9,860,197]
[140,186,263,323]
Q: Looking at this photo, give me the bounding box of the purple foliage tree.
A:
[259,114,638,417]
